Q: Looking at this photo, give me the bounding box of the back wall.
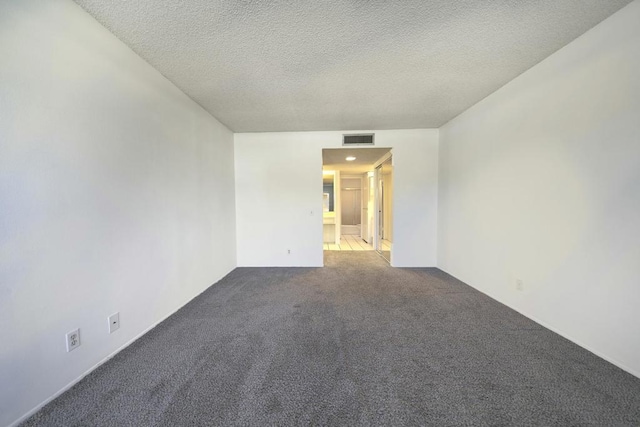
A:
[234,129,439,267]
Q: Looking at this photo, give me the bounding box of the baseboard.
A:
[508,305,640,379]
[9,269,236,427]
[436,267,640,380]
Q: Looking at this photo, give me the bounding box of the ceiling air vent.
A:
[343,133,374,146]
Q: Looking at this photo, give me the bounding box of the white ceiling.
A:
[323,147,391,175]
[73,0,632,132]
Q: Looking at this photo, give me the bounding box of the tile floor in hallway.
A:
[323,235,391,251]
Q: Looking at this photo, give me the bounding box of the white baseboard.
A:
[437,267,640,380]
[9,271,235,427]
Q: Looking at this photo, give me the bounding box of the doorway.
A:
[321,148,391,254]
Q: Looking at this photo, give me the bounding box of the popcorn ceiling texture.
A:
[73,0,632,132]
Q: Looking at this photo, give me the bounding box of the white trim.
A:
[372,149,393,170]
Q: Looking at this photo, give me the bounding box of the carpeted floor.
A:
[25,252,640,426]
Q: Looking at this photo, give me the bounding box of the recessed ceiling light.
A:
[345,156,356,161]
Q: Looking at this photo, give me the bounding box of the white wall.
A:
[0,1,237,425]
[438,1,640,377]
[235,129,438,267]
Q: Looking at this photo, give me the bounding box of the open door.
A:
[361,172,374,243]
[361,173,368,243]
[376,156,392,262]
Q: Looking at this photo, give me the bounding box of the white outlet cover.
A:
[66,329,80,352]
[108,312,120,333]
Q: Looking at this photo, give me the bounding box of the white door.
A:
[376,157,392,262]
[361,173,368,242]
[368,174,375,243]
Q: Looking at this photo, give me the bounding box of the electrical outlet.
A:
[108,312,120,333]
[515,279,524,291]
[66,329,80,352]
[287,249,291,255]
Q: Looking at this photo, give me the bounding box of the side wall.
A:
[0,2,237,425]
[234,129,439,267]
[438,2,640,376]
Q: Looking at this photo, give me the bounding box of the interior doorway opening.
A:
[322,148,392,260]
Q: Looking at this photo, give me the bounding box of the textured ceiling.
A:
[73,0,632,132]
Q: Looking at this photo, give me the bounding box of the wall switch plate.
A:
[515,279,524,291]
[66,329,80,352]
[108,312,120,333]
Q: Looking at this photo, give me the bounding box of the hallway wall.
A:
[0,1,237,425]
[438,1,640,377]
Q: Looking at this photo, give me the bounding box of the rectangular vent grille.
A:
[343,134,374,146]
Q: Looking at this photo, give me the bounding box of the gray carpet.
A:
[25,252,640,426]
